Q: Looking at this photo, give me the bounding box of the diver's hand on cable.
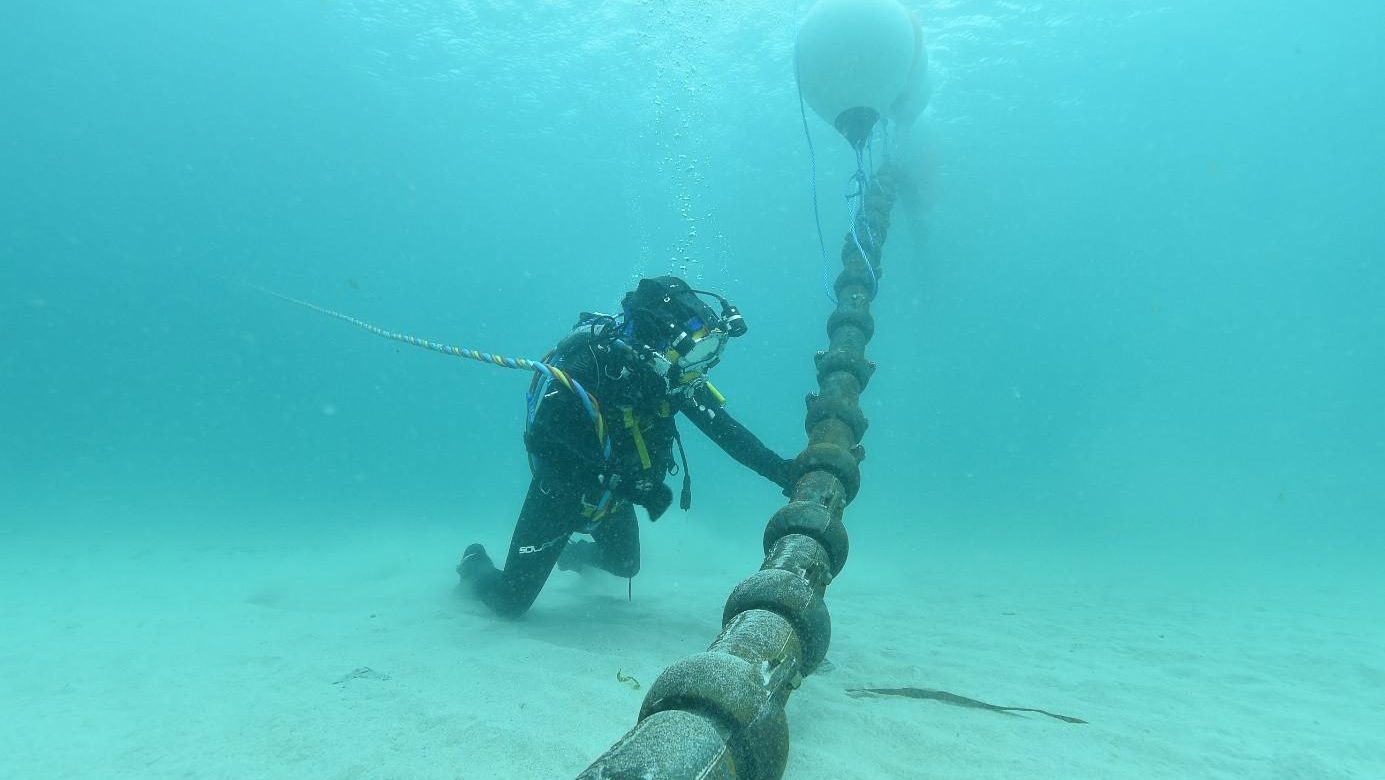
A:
[773,455,796,496]
[618,476,673,521]
[774,446,863,496]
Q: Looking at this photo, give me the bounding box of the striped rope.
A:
[265,289,610,458]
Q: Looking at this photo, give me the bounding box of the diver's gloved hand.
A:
[618,476,673,521]
[773,456,797,496]
[639,481,674,521]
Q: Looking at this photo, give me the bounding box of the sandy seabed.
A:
[3,514,1382,779]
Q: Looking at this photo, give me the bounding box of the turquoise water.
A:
[5,0,1379,556]
[2,1,1382,776]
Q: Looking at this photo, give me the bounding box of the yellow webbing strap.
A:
[622,407,653,470]
[705,381,727,406]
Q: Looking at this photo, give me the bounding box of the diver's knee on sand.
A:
[458,543,547,618]
[600,551,640,578]
[560,538,640,578]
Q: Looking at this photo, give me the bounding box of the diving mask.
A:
[670,319,728,377]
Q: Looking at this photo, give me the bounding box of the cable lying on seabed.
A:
[846,687,1088,724]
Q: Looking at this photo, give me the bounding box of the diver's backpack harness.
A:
[525,312,627,520]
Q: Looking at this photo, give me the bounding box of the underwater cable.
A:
[846,145,881,294]
[795,58,837,304]
[864,135,884,258]
[262,288,611,461]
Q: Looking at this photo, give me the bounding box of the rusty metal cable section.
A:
[576,167,897,780]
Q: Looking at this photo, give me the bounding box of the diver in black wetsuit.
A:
[456,276,793,617]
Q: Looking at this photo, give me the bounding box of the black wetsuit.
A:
[463,320,790,617]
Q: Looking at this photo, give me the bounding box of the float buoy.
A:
[795,0,917,149]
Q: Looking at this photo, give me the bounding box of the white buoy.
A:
[889,10,931,127]
[795,0,917,148]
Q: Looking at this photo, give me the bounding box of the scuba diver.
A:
[457,276,794,617]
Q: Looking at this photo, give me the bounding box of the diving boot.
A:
[457,543,492,582]
[556,539,596,572]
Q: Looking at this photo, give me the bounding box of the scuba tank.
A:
[525,312,620,450]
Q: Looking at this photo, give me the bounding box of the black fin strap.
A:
[673,429,692,510]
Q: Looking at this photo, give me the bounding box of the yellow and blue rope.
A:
[267,290,610,459]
